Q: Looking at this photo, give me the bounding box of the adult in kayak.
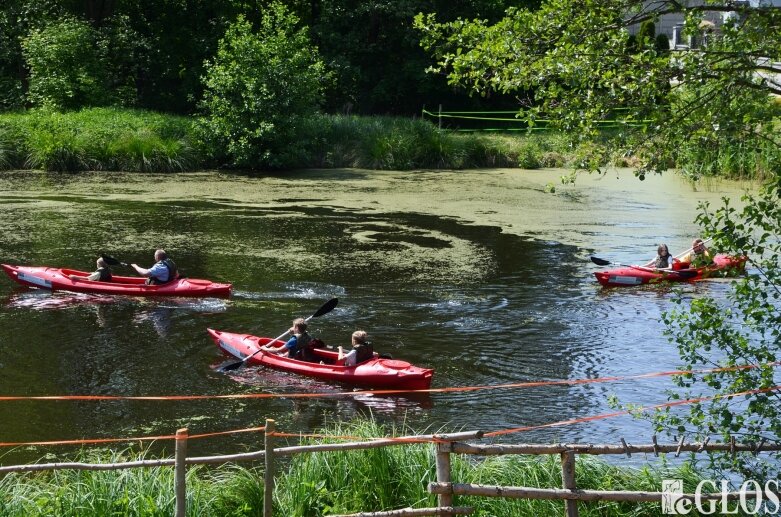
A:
[131,249,178,285]
[67,256,113,282]
[678,238,713,268]
[338,330,379,366]
[643,244,674,270]
[258,318,312,358]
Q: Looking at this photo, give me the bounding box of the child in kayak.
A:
[338,330,378,366]
[68,257,113,282]
[643,244,673,270]
[259,318,312,358]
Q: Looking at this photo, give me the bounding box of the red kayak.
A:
[208,329,434,390]
[1,264,231,298]
[594,254,747,287]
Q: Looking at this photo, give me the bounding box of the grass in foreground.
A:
[0,418,711,516]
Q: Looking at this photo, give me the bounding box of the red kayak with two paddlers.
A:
[1,264,232,298]
[592,254,748,287]
[208,328,434,390]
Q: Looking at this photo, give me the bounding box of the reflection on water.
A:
[0,169,752,463]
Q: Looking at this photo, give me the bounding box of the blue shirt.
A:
[148,261,170,282]
[283,335,300,351]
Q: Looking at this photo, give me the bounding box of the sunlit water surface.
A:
[0,168,755,464]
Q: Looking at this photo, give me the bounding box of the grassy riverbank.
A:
[0,108,575,172]
[0,419,705,516]
[1,107,776,176]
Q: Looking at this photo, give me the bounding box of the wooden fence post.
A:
[174,428,188,517]
[560,451,578,517]
[438,104,442,130]
[265,419,276,517]
[436,440,453,512]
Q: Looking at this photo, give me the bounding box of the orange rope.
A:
[485,385,781,437]
[2,386,779,448]
[0,362,776,402]
[0,426,264,448]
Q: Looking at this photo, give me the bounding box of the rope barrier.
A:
[420,108,652,131]
[2,383,780,449]
[485,385,781,437]
[0,426,264,448]
[0,361,776,402]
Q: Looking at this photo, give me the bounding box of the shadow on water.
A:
[0,169,752,463]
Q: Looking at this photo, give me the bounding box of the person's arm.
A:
[338,347,356,366]
[261,336,293,354]
[131,264,151,277]
[69,271,101,281]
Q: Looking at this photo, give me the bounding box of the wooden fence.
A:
[1,419,779,517]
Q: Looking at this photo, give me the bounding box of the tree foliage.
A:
[657,180,781,482]
[22,17,117,110]
[0,0,529,115]
[415,0,781,177]
[309,0,520,114]
[199,3,326,168]
[416,0,781,481]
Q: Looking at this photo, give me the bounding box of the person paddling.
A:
[68,257,112,282]
[131,249,178,285]
[678,238,713,268]
[258,318,312,358]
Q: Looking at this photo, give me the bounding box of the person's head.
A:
[96,257,108,268]
[292,318,307,334]
[657,244,669,257]
[154,249,167,262]
[692,239,705,254]
[351,330,368,347]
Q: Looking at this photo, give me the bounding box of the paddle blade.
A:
[590,256,612,266]
[101,254,122,266]
[675,270,699,279]
[217,360,245,372]
[312,297,339,318]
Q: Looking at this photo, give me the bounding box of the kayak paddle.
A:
[217,297,339,373]
[101,254,129,267]
[590,256,698,279]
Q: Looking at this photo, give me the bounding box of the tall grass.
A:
[2,108,773,176]
[0,108,202,172]
[0,418,710,516]
[289,114,574,170]
[674,135,781,180]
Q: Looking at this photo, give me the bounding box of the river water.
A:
[0,168,753,464]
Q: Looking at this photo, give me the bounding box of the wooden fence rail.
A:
[1,421,779,517]
[429,436,781,517]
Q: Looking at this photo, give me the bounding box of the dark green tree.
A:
[199,3,326,168]
[309,0,521,114]
[0,0,68,110]
[22,16,117,110]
